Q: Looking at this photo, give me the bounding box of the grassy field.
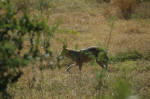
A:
[7,0,150,99]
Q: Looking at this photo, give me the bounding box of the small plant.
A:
[114,0,137,19]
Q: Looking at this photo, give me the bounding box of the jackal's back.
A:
[79,46,108,63]
[80,46,105,57]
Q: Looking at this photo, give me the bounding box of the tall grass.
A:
[94,70,135,99]
[112,78,132,99]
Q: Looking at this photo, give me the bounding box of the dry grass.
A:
[114,0,137,19]
[6,0,150,98]
[134,2,150,19]
[8,65,100,99]
[8,60,150,99]
[50,12,150,55]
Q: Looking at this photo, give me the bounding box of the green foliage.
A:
[0,0,58,98]
[97,50,108,63]
[111,51,142,62]
[112,78,132,99]
[94,71,133,99]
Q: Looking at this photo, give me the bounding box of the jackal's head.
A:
[57,44,68,62]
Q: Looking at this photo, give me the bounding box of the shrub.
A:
[0,0,58,98]
[114,0,137,19]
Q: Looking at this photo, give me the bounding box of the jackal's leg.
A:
[96,60,107,70]
[78,63,83,71]
[66,63,75,72]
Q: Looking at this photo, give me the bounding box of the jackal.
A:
[57,45,109,72]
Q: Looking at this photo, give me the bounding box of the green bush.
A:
[0,0,58,98]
